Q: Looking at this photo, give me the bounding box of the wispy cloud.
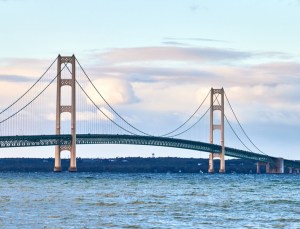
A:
[85,78,139,105]
[82,45,300,128]
[0,74,32,82]
[161,41,189,46]
[164,37,228,43]
[0,57,53,76]
[88,65,215,83]
[1,45,300,136]
[190,4,199,12]
[96,46,252,65]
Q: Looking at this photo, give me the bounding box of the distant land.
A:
[0,157,263,173]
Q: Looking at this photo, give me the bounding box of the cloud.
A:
[0,57,54,76]
[87,65,216,84]
[46,110,114,122]
[190,4,199,12]
[1,45,299,139]
[84,78,138,105]
[0,81,33,107]
[0,74,32,82]
[161,41,189,46]
[0,45,299,158]
[164,37,227,43]
[81,46,300,128]
[256,52,293,59]
[97,46,253,65]
[224,83,300,125]
[131,82,209,113]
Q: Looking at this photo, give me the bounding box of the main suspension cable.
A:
[167,94,219,138]
[0,57,58,115]
[75,58,152,136]
[213,94,268,156]
[224,113,268,156]
[224,91,266,155]
[224,114,252,152]
[161,89,210,137]
[75,79,137,135]
[64,64,137,135]
[0,63,63,124]
[76,58,212,137]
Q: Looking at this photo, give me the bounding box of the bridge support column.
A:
[54,55,77,172]
[54,150,61,172]
[256,162,262,174]
[257,160,284,174]
[296,168,300,174]
[266,162,270,174]
[256,161,268,174]
[289,167,293,174]
[274,158,284,174]
[208,88,225,173]
[267,158,284,173]
[208,153,214,173]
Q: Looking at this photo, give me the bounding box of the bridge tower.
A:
[208,88,225,173]
[54,55,77,172]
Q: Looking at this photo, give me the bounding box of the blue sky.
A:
[0,0,300,160]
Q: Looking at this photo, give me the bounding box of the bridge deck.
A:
[0,134,299,168]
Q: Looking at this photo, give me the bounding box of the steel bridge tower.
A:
[54,55,77,172]
[208,88,225,173]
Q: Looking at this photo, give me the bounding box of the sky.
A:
[0,0,300,161]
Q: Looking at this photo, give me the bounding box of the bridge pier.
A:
[208,153,214,173]
[274,158,284,174]
[219,152,225,173]
[266,162,270,173]
[54,150,61,172]
[256,162,270,174]
[69,145,77,172]
[256,162,264,174]
[256,158,284,174]
[288,167,300,174]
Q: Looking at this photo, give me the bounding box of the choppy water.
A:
[1,173,300,228]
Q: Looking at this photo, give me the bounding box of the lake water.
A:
[0,172,300,228]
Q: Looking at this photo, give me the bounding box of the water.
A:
[1,173,300,228]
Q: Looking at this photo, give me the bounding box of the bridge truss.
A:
[1,134,299,169]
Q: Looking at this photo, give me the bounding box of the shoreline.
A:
[0,157,258,173]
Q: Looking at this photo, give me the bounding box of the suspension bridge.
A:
[0,55,299,173]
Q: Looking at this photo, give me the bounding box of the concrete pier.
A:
[256,158,284,174]
[275,158,284,174]
[208,153,214,173]
[256,162,266,174]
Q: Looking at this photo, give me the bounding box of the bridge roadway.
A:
[0,134,299,168]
